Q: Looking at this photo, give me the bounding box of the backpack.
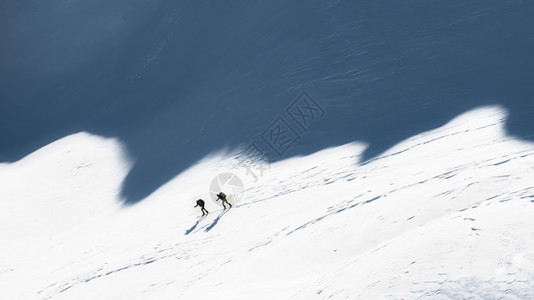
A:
[197,199,205,206]
[218,192,226,199]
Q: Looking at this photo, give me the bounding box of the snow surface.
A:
[3,1,534,204]
[2,106,534,299]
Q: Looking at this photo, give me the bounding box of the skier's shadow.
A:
[184,216,206,235]
[204,209,230,233]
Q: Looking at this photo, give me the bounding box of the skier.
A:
[194,199,209,216]
[216,192,232,209]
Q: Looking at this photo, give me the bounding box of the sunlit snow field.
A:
[1,106,533,299]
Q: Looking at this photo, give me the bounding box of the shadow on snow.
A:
[1,1,533,204]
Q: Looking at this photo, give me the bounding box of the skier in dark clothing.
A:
[194,199,209,216]
[216,192,232,209]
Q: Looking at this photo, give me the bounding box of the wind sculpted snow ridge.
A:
[1,106,534,299]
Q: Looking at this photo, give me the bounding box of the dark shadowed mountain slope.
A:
[2,0,533,203]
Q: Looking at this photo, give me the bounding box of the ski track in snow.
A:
[2,107,534,299]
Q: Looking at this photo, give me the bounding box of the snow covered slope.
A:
[2,106,534,299]
[3,1,534,204]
